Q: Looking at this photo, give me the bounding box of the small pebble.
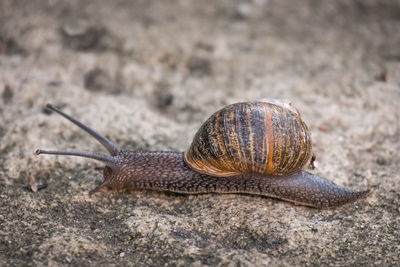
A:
[61,19,106,51]
[376,154,391,165]
[2,85,13,103]
[84,68,112,92]
[156,93,174,109]
[235,3,253,19]
[0,35,25,55]
[375,71,387,82]
[154,83,174,109]
[187,56,212,77]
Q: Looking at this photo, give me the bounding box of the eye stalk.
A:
[45,104,120,155]
[35,149,118,167]
[35,104,120,167]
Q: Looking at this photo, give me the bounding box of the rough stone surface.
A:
[0,0,399,266]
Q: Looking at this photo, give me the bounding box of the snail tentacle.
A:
[45,104,120,155]
[35,149,118,167]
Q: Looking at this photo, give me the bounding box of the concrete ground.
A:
[0,0,399,266]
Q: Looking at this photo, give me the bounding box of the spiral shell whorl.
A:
[184,100,312,177]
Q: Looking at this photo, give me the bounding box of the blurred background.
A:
[0,0,399,266]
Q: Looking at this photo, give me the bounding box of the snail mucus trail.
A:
[35,101,370,208]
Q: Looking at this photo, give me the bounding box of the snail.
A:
[35,100,370,208]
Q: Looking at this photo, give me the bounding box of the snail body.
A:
[36,100,370,208]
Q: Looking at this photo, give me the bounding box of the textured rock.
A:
[0,0,399,266]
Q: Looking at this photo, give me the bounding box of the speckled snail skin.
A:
[35,100,370,208]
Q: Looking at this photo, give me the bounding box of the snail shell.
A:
[184,99,312,177]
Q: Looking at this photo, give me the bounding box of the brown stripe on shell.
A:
[279,105,296,174]
[276,105,290,174]
[250,102,268,173]
[233,104,246,173]
[239,103,253,172]
[289,114,307,173]
[291,109,305,171]
[295,118,312,173]
[281,107,297,173]
[281,106,299,174]
[213,110,230,171]
[221,108,236,172]
[270,104,284,174]
[226,106,242,173]
[247,105,255,172]
[298,120,312,170]
[286,113,302,172]
[263,103,275,174]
